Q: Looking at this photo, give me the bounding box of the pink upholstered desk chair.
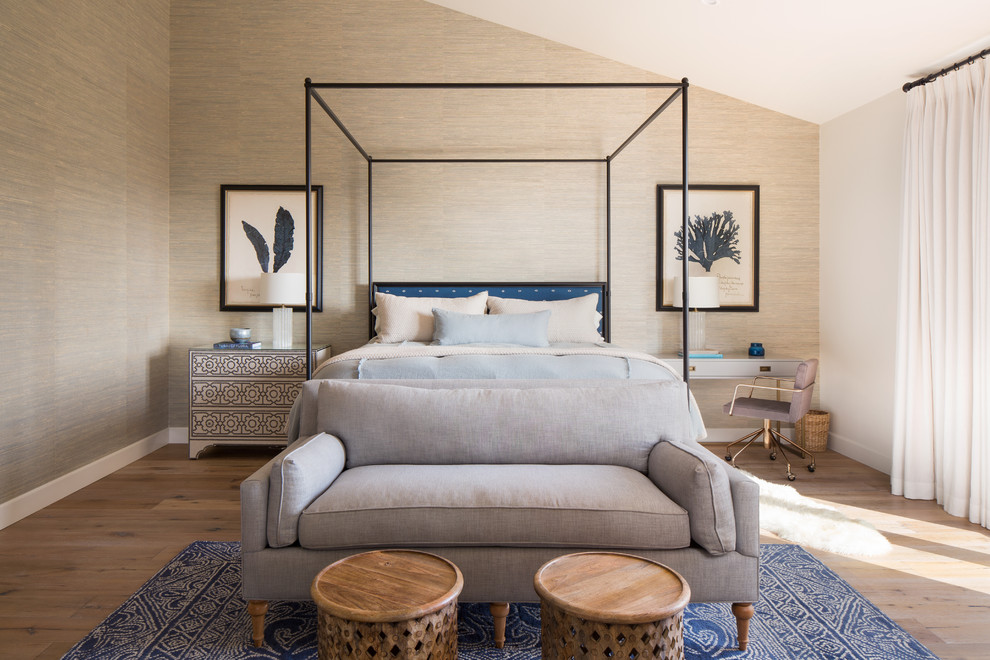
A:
[722,359,818,481]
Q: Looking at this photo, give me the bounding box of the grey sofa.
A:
[240,378,760,650]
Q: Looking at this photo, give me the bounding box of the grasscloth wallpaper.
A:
[1,0,819,509]
[0,1,170,504]
[169,0,818,429]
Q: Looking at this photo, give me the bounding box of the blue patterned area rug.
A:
[62,542,938,659]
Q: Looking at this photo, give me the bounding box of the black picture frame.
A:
[656,184,759,312]
[219,184,323,312]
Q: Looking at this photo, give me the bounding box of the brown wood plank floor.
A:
[0,442,988,659]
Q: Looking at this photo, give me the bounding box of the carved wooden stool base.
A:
[317,600,458,660]
[535,552,691,660]
[311,550,463,660]
[541,602,685,659]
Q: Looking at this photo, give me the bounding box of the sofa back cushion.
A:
[316,379,692,470]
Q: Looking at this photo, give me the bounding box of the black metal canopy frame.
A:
[303,79,693,402]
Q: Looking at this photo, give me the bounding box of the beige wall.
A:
[169,0,819,429]
[0,1,171,504]
[820,89,906,473]
[0,0,820,509]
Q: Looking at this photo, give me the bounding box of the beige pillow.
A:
[373,290,488,343]
[487,293,603,343]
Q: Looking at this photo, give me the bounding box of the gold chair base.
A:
[724,419,816,481]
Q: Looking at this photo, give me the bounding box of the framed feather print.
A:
[220,184,323,311]
[656,184,759,312]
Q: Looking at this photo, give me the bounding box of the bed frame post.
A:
[605,158,612,342]
[680,78,690,404]
[305,79,314,380]
[368,159,374,336]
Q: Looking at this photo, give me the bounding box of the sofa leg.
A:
[731,602,754,651]
[490,601,510,648]
[248,600,268,647]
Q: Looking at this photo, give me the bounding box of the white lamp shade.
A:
[259,272,305,306]
[674,276,720,309]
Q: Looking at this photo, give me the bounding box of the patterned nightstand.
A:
[188,344,331,458]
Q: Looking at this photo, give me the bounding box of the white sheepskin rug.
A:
[743,471,892,557]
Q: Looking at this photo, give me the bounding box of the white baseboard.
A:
[0,428,171,530]
[170,427,189,444]
[827,431,891,475]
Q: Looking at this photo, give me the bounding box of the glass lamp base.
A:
[272,307,292,349]
[685,310,708,352]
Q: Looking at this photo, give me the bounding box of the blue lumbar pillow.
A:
[431,307,550,347]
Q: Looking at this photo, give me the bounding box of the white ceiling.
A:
[425,0,990,124]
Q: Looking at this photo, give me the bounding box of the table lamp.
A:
[259,272,305,349]
[675,275,721,353]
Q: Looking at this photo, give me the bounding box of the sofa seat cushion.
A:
[297,464,691,551]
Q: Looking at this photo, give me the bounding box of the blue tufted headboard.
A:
[371,282,610,341]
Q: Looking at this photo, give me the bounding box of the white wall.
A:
[820,89,906,474]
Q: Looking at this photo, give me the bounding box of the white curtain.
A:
[893,56,990,528]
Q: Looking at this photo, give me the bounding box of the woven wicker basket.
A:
[796,410,830,453]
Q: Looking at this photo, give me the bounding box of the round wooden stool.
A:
[534,552,691,660]
[310,549,463,660]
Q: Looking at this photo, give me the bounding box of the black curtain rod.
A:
[903,46,990,92]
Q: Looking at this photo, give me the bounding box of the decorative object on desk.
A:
[678,349,724,358]
[213,340,262,349]
[673,275,720,353]
[229,327,252,343]
[748,342,765,357]
[657,184,759,312]
[219,184,323,312]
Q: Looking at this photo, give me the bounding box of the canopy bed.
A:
[300,79,696,392]
[237,79,760,654]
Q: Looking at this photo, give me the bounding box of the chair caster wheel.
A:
[808,465,816,472]
[787,474,796,481]
[769,453,777,460]
[725,455,732,462]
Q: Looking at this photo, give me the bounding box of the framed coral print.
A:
[220,184,323,311]
[656,184,759,312]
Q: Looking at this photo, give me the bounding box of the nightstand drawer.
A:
[190,351,308,377]
[190,380,302,408]
[189,409,289,439]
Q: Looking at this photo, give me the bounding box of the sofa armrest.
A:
[724,464,760,557]
[266,432,347,548]
[240,433,347,551]
[648,440,736,555]
[241,461,273,553]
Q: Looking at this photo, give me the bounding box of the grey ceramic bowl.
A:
[230,327,252,343]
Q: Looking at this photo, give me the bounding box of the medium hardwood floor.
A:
[0,442,988,659]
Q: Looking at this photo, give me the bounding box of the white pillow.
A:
[373,290,488,343]
[487,293,603,343]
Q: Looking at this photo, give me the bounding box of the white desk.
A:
[658,354,802,380]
